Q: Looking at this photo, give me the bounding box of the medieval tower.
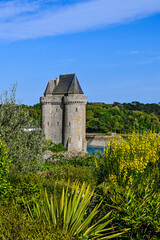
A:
[40,74,87,152]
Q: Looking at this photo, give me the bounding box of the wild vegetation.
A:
[0,86,160,239]
[86,102,160,133]
[0,84,46,173]
[22,101,160,134]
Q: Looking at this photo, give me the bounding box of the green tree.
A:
[0,138,12,201]
[0,84,46,173]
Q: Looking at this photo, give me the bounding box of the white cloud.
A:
[0,1,39,20]
[135,56,160,65]
[128,51,141,54]
[0,0,160,41]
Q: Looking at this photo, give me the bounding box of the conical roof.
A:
[68,74,83,94]
[52,74,83,95]
[44,80,55,96]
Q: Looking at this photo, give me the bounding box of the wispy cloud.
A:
[56,58,76,66]
[1,0,160,41]
[135,55,160,64]
[0,1,39,20]
[128,51,141,54]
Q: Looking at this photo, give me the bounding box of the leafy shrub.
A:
[0,84,46,173]
[93,131,160,239]
[59,154,95,167]
[0,203,77,240]
[96,183,160,240]
[43,164,96,186]
[24,181,126,239]
[9,172,42,204]
[95,131,160,188]
[0,138,12,202]
[47,140,67,152]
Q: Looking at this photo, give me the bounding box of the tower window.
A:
[69,122,71,126]
[57,122,59,126]
[56,108,58,112]
[76,107,78,112]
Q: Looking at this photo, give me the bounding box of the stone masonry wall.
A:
[40,96,63,144]
[63,95,87,152]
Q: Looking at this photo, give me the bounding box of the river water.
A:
[87,146,104,155]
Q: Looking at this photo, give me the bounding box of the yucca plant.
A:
[23,181,128,239]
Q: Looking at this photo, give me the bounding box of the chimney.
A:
[56,77,59,86]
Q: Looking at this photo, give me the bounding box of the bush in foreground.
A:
[0,84,46,173]
[93,131,160,239]
[0,204,76,240]
[0,138,12,201]
[97,183,160,240]
[24,181,127,239]
[95,131,160,189]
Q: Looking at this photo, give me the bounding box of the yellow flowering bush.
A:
[95,131,160,188]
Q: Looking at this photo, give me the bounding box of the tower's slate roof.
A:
[52,74,83,95]
[44,80,55,95]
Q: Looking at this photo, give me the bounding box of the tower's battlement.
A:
[40,74,87,152]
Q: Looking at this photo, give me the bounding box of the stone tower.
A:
[40,74,87,152]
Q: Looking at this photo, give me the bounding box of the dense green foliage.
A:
[86,102,160,133]
[22,101,160,133]
[0,204,76,240]
[93,132,160,239]
[47,140,67,152]
[97,184,160,240]
[0,85,46,173]
[24,181,125,239]
[21,103,42,125]
[1,144,159,239]
[0,139,11,201]
[0,85,160,239]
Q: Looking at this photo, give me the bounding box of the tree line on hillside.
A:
[20,101,160,134]
[86,102,160,133]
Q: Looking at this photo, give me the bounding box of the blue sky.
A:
[0,0,160,105]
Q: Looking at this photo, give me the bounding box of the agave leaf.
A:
[21,196,33,219]
[50,194,56,226]
[88,219,114,238]
[34,202,41,218]
[60,187,65,217]
[69,182,79,210]
[43,189,53,225]
[53,181,58,209]
[43,204,51,224]
[71,189,94,234]
[99,229,129,239]
[84,212,113,237]
[74,201,102,235]
[71,181,85,216]
[73,185,94,221]
[44,188,50,212]
[94,227,115,233]
[75,210,99,236]
[69,187,90,233]
[104,203,119,210]
[68,182,87,226]
[27,181,127,239]
[64,190,73,230]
